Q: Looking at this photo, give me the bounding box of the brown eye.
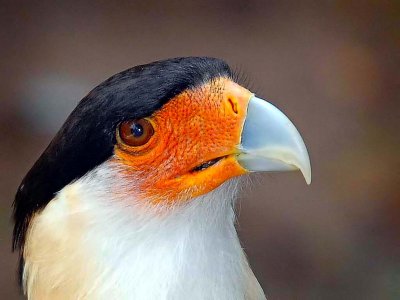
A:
[119,119,154,147]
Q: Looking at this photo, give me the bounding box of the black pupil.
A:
[131,123,144,137]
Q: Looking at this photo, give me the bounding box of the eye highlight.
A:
[118,119,154,147]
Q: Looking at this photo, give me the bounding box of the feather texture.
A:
[23,161,266,300]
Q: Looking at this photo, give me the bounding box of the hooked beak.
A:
[237,96,312,184]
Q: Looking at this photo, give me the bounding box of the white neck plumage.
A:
[23,162,266,300]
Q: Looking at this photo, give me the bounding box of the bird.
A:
[13,57,311,300]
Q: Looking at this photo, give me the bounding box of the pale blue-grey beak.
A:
[238,96,311,184]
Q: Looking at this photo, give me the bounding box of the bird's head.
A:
[113,76,310,204]
[13,57,310,253]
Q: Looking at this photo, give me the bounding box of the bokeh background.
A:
[1,1,399,299]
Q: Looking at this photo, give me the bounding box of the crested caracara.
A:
[13,57,311,300]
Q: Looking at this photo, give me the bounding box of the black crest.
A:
[13,57,232,280]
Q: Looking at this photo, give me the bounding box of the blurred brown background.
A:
[1,1,399,299]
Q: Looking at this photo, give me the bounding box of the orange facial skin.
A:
[113,77,252,203]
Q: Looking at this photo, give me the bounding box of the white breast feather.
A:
[23,161,266,300]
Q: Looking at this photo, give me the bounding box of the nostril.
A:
[228,98,238,114]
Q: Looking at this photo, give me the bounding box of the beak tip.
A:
[298,153,312,185]
[304,172,312,185]
[301,154,312,185]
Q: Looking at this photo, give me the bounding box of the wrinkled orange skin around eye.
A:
[114,78,252,203]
